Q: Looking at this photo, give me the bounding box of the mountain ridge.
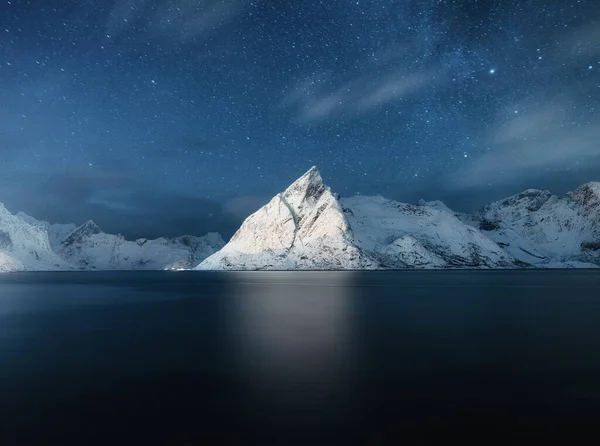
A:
[0,207,225,272]
[2,169,599,271]
[197,167,531,270]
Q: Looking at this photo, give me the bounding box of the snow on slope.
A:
[4,171,598,272]
[0,204,224,272]
[16,212,77,249]
[471,183,600,266]
[197,167,377,270]
[0,251,23,272]
[342,195,515,268]
[0,204,71,271]
[59,220,225,270]
[198,168,517,270]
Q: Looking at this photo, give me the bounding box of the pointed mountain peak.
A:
[418,199,454,214]
[574,182,600,195]
[79,220,102,234]
[196,166,375,270]
[299,165,321,180]
[489,188,553,213]
[288,166,323,187]
[569,182,600,207]
[61,220,103,247]
[283,166,328,205]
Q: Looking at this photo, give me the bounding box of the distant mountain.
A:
[0,206,225,272]
[3,169,599,272]
[196,167,517,270]
[59,220,225,270]
[462,183,600,267]
[16,212,78,249]
[0,204,71,272]
[341,195,514,269]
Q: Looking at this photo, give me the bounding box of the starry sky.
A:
[0,0,599,238]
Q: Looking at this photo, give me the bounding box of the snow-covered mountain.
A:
[16,212,77,249]
[0,204,71,272]
[0,205,225,272]
[58,220,225,270]
[463,183,600,267]
[197,167,518,270]
[3,169,598,272]
[341,195,514,269]
[197,167,377,270]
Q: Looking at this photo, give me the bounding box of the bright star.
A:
[489,69,496,74]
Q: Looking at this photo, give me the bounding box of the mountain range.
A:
[196,167,600,270]
[1,167,599,271]
[0,204,224,272]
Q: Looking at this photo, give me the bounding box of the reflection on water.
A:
[226,272,358,425]
[1,270,600,444]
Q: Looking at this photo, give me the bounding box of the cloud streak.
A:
[447,96,600,190]
[282,70,435,124]
[106,0,242,42]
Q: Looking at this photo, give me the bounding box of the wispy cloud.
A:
[282,69,435,124]
[356,74,431,111]
[447,97,600,189]
[442,19,600,192]
[564,21,600,58]
[106,0,242,42]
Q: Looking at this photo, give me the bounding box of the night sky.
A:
[0,0,599,238]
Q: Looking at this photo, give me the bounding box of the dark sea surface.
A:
[1,270,600,445]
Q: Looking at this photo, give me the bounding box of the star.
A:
[0,0,597,239]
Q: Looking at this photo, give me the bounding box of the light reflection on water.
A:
[226,272,359,423]
[0,270,600,443]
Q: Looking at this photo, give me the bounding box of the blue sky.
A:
[0,0,598,238]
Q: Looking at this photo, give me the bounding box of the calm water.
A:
[1,270,600,444]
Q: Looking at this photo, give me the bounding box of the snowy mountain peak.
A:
[197,167,375,270]
[418,199,454,214]
[62,220,102,246]
[82,220,102,233]
[281,166,326,208]
[468,182,600,266]
[198,167,516,270]
[568,182,600,208]
[0,204,224,272]
[53,218,225,270]
[0,203,69,271]
[491,188,553,213]
[293,165,321,185]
